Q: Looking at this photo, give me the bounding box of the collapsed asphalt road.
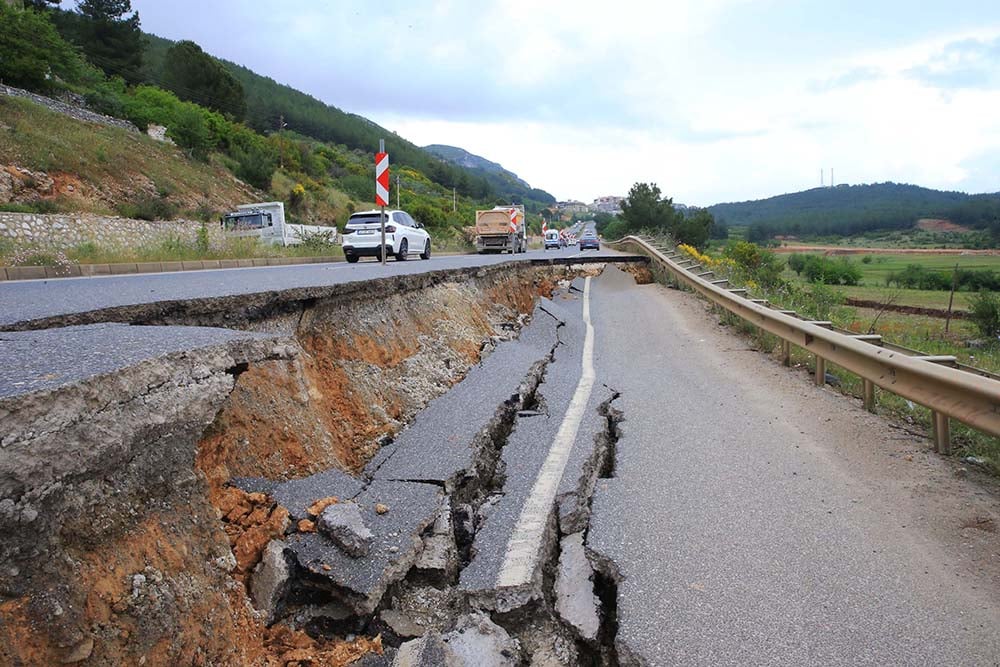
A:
[3,257,999,666]
[0,257,635,665]
[0,246,619,330]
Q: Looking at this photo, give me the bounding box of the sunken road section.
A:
[0,257,644,665]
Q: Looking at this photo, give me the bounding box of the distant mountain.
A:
[424,144,556,206]
[708,183,1000,238]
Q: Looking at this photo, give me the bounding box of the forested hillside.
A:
[709,183,1000,241]
[424,144,555,207]
[0,1,560,246]
[140,35,496,201]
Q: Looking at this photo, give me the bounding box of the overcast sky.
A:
[126,0,1000,205]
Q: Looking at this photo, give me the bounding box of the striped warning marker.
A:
[375,152,389,207]
[509,208,518,233]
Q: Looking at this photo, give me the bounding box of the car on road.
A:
[543,229,562,250]
[567,237,578,247]
[579,231,600,250]
[342,209,431,263]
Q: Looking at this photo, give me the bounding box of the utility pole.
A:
[453,187,456,213]
[396,174,400,208]
[278,114,287,169]
[945,263,959,333]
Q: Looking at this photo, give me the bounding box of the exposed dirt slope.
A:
[0,96,259,216]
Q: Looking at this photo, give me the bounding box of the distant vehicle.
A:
[579,230,600,250]
[543,229,562,250]
[475,205,527,254]
[341,209,431,263]
[567,236,578,246]
[221,202,335,246]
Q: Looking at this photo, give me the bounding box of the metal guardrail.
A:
[610,235,1000,454]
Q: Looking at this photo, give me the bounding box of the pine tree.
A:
[75,0,144,84]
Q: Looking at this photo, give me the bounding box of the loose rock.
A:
[250,540,292,625]
[394,632,460,667]
[318,503,374,557]
[444,612,521,667]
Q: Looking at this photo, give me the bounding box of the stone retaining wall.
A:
[0,212,223,250]
[0,84,139,133]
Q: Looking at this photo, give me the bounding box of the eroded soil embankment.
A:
[0,261,611,666]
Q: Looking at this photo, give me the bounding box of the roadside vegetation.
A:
[666,238,1000,474]
[598,182,726,249]
[0,1,557,267]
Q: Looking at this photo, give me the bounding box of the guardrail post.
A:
[862,379,876,412]
[931,411,951,454]
[814,356,826,386]
[781,340,791,367]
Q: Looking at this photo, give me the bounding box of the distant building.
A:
[590,196,624,215]
[556,200,588,214]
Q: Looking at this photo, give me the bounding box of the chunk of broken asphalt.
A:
[415,498,457,582]
[272,468,364,522]
[318,502,374,557]
[555,532,601,642]
[286,480,442,615]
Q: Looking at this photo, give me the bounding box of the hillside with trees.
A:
[423,144,555,210]
[0,1,560,248]
[709,183,1000,243]
[140,34,497,202]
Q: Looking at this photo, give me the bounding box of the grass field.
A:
[782,251,1000,310]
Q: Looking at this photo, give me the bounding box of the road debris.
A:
[318,502,375,557]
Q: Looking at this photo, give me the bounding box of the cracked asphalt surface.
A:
[0,246,622,329]
[0,322,276,399]
[586,265,1000,665]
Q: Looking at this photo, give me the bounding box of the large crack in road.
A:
[0,257,639,665]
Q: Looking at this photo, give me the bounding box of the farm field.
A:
[783,250,1000,311]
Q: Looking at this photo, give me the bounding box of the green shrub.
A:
[196,221,210,253]
[117,195,178,221]
[798,254,861,285]
[0,200,61,214]
[84,78,128,118]
[969,290,1000,339]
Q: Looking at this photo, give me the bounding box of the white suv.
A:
[342,209,432,263]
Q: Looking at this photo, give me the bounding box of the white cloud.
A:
[132,0,1000,203]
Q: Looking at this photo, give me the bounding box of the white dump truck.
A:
[475,205,527,254]
[221,202,336,246]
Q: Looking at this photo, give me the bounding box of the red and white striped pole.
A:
[376,140,389,265]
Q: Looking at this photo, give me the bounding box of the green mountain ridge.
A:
[707,182,1000,238]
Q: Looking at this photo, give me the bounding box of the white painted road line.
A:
[497,276,596,588]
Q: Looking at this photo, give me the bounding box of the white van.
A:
[543,230,562,250]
